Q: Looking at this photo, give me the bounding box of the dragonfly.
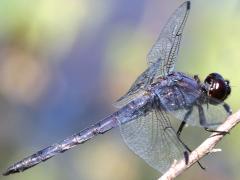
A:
[3,1,232,176]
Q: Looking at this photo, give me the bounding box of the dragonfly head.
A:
[204,73,231,103]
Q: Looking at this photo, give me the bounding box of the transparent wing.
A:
[114,2,190,108]
[147,1,190,76]
[120,108,186,173]
[114,67,154,108]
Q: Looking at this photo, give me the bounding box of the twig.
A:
[159,110,240,180]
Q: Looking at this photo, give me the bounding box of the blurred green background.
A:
[0,0,240,180]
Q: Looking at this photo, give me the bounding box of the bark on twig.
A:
[159,110,240,180]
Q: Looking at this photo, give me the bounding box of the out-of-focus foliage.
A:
[0,0,240,180]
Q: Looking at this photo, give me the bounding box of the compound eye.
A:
[204,73,223,84]
[204,73,231,102]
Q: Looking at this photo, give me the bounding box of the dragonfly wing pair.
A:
[117,1,191,173]
[114,1,190,108]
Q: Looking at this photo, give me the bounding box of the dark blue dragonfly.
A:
[3,1,231,176]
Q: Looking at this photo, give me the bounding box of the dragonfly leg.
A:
[194,75,201,84]
[223,103,232,115]
[177,121,186,137]
[198,104,229,135]
[177,108,193,137]
[176,134,206,170]
[204,128,229,135]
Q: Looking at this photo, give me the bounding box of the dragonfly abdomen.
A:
[3,114,119,176]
